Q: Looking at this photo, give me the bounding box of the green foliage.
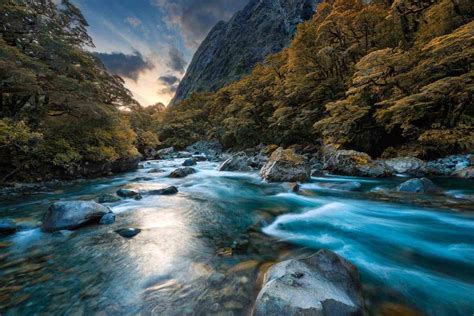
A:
[160,0,473,159]
[0,0,140,182]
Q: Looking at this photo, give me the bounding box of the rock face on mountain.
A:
[170,0,318,105]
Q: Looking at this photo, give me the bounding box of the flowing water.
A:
[0,158,473,315]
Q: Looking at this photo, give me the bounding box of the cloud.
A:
[159,75,179,86]
[152,0,248,49]
[166,46,187,73]
[125,17,142,27]
[93,51,153,81]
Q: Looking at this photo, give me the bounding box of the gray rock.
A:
[156,147,175,159]
[255,249,364,316]
[170,0,318,105]
[427,155,471,175]
[148,186,179,195]
[318,181,362,191]
[385,157,427,176]
[42,201,111,232]
[0,219,17,236]
[116,228,141,238]
[219,152,252,171]
[99,212,116,225]
[186,140,223,155]
[176,151,193,158]
[116,188,142,199]
[169,167,196,178]
[323,147,392,178]
[97,194,121,203]
[182,158,197,166]
[260,148,310,182]
[132,176,154,182]
[397,178,442,194]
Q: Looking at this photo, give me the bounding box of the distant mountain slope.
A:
[170,0,318,105]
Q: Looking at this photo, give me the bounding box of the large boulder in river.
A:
[42,201,113,232]
[155,147,175,159]
[385,157,427,176]
[169,167,196,178]
[397,178,442,194]
[254,249,365,316]
[260,148,310,182]
[219,152,253,171]
[186,140,223,156]
[323,148,392,178]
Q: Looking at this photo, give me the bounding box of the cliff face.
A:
[170,0,318,105]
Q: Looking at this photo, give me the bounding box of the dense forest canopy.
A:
[0,0,160,182]
[160,0,474,159]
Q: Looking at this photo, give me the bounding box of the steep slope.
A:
[171,0,318,105]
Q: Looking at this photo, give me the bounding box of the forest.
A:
[158,0,474,159]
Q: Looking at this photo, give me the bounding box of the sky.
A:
[71,0,248,106]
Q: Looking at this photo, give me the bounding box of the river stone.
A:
[148,186,178,195]
[397,178,442,194]
[99,212,116,225]
[116,188,141,199]
[288,183,301,193]
[116,228,141,238]
[97,194,121,203]
[323,147,392,178]
[169,167,196,178]
[0,219,17,236]
[452,167,474,179]
[254,249,364,316]
[156,147,175,159]
[260,148,310,182]
[186,140,223,156]
[42,201,111,232]
[182,158,197,166]
[385,157,427,176]
[219,152,252,171]
[318,181,362,191]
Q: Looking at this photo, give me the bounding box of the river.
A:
[1,158,473,315]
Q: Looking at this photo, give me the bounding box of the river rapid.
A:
[0,158,473,315]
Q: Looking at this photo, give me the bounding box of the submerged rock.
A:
[176,151,193,158]
[97,194,121,203]
[0,219,17,236]
[169,167,196,178]
[148,186,178,195]
[182,158,197,166]
[397,178,442,194]
[255,249,364,315]
[385,157,427,176]
[288,182,301,193]
[452,167,474,179]
[318,181,362,191]
[116,228,141,238]
[219,152,253,171]
[323,147,392,178]
[99,213,116,225]
[42,201,112,232]
[116,188,142,199]
[260,147,310,182]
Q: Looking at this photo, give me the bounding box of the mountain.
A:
[170,0,319,105]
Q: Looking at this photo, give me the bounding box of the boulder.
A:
[323,147,392,178]
[97,194,121,203]
[169,167,196,178]
[182,158,197,166]
[156,147,175,159]
[385,157,427,176]
[148,186,179,195]
[318,181,362,191]
[176,151,193,158]
[397,178,442,194]
[260,148,310,182]
[116,228,141,238]
[219,152,252,171]
[111,155,141,173]
[426,155,471,175]
[288,183,301,193]
[99,213,116,225]
[42,201,112,232]
[254,249,365,316]
[0,219,17,236]
[116,188,142,199]
[186,140,223,155]
[452,167,474,179]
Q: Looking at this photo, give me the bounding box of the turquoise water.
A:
[0,158,473,315]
